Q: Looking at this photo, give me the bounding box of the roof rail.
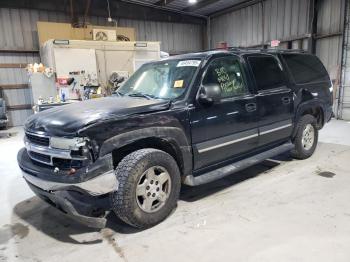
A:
[228,47,264,52]
[201,47,309,55]
[228,46,308,53]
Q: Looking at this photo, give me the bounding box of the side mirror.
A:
[198,84,221,106]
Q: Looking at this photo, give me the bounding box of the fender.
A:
[292,98,326,138]
[99,127,193,176]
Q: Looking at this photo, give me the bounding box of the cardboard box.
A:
[37,22,136,46]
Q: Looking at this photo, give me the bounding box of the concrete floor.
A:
[1,120,350,262]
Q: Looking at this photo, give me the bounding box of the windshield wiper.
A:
[113,91,125,96]
[128,92,157,99]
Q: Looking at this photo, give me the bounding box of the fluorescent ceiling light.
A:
[189,0,197,4]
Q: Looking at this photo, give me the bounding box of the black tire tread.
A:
[110,148,180,228]
[291,114,318,159]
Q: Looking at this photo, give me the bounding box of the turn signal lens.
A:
[68,168,76,175]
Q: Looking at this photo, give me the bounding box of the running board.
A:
[183,142,294,186]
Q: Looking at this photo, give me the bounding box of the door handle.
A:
[282,97,291,105]
[245,103,257,112]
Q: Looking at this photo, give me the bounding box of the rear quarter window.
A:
[282,54,330,84]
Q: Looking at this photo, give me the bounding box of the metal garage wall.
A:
[0,8,62,126]
[210,0,346,119]
[314,0,345,118]
[316,0,344,80]
[210,3,263,47]
[339,0,350,120]
[118,19,203,54]
[0,8,204,126]
[210,0,311,48]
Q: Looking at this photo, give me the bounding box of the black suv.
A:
[17,49,333,228]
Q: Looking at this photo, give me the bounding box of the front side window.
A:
[117,59,201,99]
[202,56,247,98]
[248,56,286,91]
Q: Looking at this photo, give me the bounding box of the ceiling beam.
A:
[155,0,177,6]
[210,0,262,17]
[0,0,206,24]
[182,0,219,12]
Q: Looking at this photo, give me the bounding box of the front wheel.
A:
[110,148,181,228]
[291,114,318,159]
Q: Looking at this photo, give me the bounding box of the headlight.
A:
[50,137,87,150]
[329,85,333,93]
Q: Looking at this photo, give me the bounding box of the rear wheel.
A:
[110,148,181,228]
[291,114,318,159]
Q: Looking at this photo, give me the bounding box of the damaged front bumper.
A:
[27,182,109,228]
[22,168,118,196]
[18,148,118,228]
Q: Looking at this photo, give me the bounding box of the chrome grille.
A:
[25,132,50,147]
[24,132,88,168]
[28,151,51,164]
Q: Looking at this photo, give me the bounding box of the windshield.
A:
[117,59,201,99]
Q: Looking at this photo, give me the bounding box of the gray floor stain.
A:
[315,166,336,178]
[0,223,29,245]
[317,171,336,178]
[101,228,128,262]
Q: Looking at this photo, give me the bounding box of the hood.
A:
[25,96,170,136]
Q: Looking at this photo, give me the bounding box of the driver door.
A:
[189,55,259,170]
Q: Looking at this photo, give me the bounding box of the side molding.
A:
[184,142,294,186]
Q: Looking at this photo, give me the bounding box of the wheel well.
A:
[111,137,185,176]
[299,90,324,129]
[301,106,324,129]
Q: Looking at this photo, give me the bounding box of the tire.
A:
[110,148,181,228]
[291,114,318,159]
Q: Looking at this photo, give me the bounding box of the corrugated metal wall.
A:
[316,0,344,77]
[210,0,346,118]
[0,8,204,126]
[210,0,311,48]
[339,0,350,120]
[210,3,263,47]
[315,0,345,115]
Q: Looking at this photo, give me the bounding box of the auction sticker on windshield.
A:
[177,60,201,67]
[174,80,184,88]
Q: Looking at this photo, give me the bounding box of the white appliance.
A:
[40,40,161,99]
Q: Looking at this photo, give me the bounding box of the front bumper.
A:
[27,182,109,228]
[22,168,118,196]
[18,148,118,228]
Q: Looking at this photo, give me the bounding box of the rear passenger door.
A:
[246,54,294,146]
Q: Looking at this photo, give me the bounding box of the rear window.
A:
[282,54,329,84]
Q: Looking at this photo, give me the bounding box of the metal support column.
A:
[338,0,350,119]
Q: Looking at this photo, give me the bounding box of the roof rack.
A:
[200,47,309,56]
[228,47,308,53]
